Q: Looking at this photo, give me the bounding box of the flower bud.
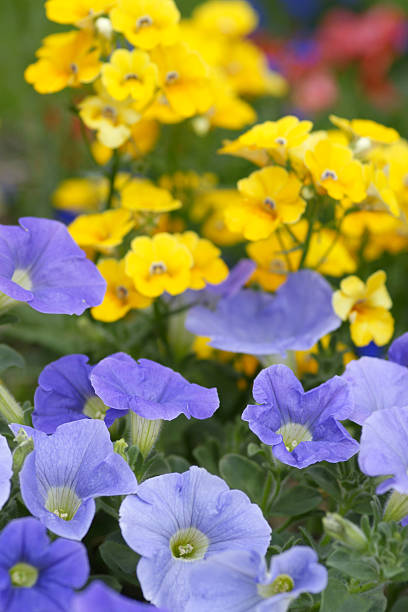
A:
[323,513,368,551]
[95,17,113,39]
[384,491,408,523]
[12,429,34,473]
[114,438,128,462]
[0,381,24,424]
[129,413,162,458]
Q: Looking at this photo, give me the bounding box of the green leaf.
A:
[219,453,266,505]
[0,344,25,373]
[391,596,408,611]
[320,576,386,612]
[0,314,18,326]
[142,454,171,480]
[271,486,322,516]
[193,439,220,474]
[167,455,190,473]
[99,535,140,586]
[88,575,122,592]
[305,465,341,498]
[327,549,379,581]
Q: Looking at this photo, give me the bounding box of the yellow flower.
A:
[191,188,242,246]
[225,166,306,241]
[91,140,114,165]
[305,139,366,202]
[52,177,108,212]
[361,163,399,216]
[25,30,101,94]
[333,270,394,346]
[246,232,297,291]
[387,142,408,212]
[150,43,213,118]
[121,178,182,214]
[91,258,151,322]
[306,227,356,277]
[176,231,229,289]
[192,0,258,37]
[101,49,158,108]
[124,119,159,158]
[110,0,180,49]
[125,233,193,297]
[45,0,115,26]
[220,39,288,97]
[330,115,400,145]
[79,86,140,148]
[220,116,312,166]
[69,208,134,252]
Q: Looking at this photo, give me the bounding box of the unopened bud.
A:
[384,491,408,523]
[0,382,24,424]
[12,429,34,473]
[129,412,162,458]
[323,513,368,551]
[95,17,113,39]
[114,438,128,462]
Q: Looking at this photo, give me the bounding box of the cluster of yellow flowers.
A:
[218,114,406,347]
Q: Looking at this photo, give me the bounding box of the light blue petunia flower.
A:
[185,270,340,356]
[242,365,358,468]
[0,517,89,612]
[0,434,12,510]
[15,419,137,540]
[188,546,328,612]
[119,466,271,611]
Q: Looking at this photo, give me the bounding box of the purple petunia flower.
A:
[188,546,328,612]
[119,466,271,611]
[389,332,408,367]
[242,365,358,469]
[71,581,167,611]
[16,419,137,540]
[0,217,106,315]
[32,354,107,433]
[359,406,408,495]
[341,357,408,425]
[0,434,12,510]
[90,353,219,426]
[185,270,340,355]
[0,517,89,612]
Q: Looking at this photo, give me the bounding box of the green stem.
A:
[105,149,120,210]
[261,472,273,513]
[276,229,292,273]
[298,200,318,270]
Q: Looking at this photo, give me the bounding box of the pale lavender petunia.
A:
[0,434,12,510]
[90,353,219,426]
[242,365,358,469]
[32,354,107,433]
[0,517,89,612]
[185,270,340,355]
[358,406,408,495]
[388,332,408,368]
[341,357,408,425]
[17,419,137,540]
[119,466,271,611]
[0,217,106,315]
[188,547,328,612]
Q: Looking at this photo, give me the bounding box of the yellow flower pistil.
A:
[25,30,101,94]
[69,208,134,252]
[225,166,306,241]
[305,138,366,203]
[219,116,312,166]
[176,231,229,290]
[110,0,180,49]
[45,0,115,26]
[91,258,152,322]
[125,233,193,297]
[101,49,158,108]
[333,270,394,347]
[121,178,181,214]
[150,42,213,118]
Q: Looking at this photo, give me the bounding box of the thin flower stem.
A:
[314,209,347,271]
[298,199,318,270]
[276,229,293,273]
[105,149,120,210]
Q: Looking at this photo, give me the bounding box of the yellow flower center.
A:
[170,527,209,562]
[136,15,153,29]
[45,486,81,521]
[124,73,140,81]
[102,105,117,120]
[264,197,276,210]
[275,137,287,146]
[116,285,129,300]
[149,261,167,275]
[258,574,294,598]
[269,258,286,274]
[321,169,338,181]
[165,71,180,85]
[277,422,313,451]
[70,63,79,75]
[9,563,39,588]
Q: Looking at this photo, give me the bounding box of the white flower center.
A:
[277,422,312,451]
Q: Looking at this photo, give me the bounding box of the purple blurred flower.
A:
[119,466,271,611]
[341,357,408,425]
[71,581,166,612]
[389,332,408,367]
[359,406,408,495]
[90,353,219,426]
[0,434,12,510]
[242,365,358,469]
[188,547,327,612]
[0,517,89,612]
[18,419,137,540]
[32,354,107,433]
[0,217,106,315]
[185,271,340,355]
